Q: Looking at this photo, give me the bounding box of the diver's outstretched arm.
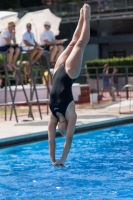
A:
[48,114,58,164]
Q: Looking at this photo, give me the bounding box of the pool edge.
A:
[1,116,133,148]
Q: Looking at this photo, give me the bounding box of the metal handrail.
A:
[119,84,133,114]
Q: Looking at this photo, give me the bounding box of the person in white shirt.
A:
[22,23,43,66]
[40,21,65,66]
[0,22,20,71]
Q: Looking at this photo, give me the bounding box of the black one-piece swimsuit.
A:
[49,63,76,118]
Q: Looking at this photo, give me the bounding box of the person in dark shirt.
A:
[112,67,120,96]
[101,64,112,97]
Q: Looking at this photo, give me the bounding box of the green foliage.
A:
[86,55,133,67]
[85,55,133,74]
[0,55,2,62]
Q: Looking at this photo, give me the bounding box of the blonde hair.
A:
[8,22,15,28]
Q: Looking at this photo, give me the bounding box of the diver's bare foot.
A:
[83,3,90,10]
[80,8,83,17]
[83,4,91,20]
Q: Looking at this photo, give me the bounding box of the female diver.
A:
[48,4,91,168]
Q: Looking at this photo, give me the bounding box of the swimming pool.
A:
[0,123,133,200]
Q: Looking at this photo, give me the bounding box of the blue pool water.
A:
[0,124,133,200]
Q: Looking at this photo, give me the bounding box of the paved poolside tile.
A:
[0,103,130,143]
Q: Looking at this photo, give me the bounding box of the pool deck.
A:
[0,102,133,148]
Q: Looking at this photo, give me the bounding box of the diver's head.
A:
[58,120,68,136]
